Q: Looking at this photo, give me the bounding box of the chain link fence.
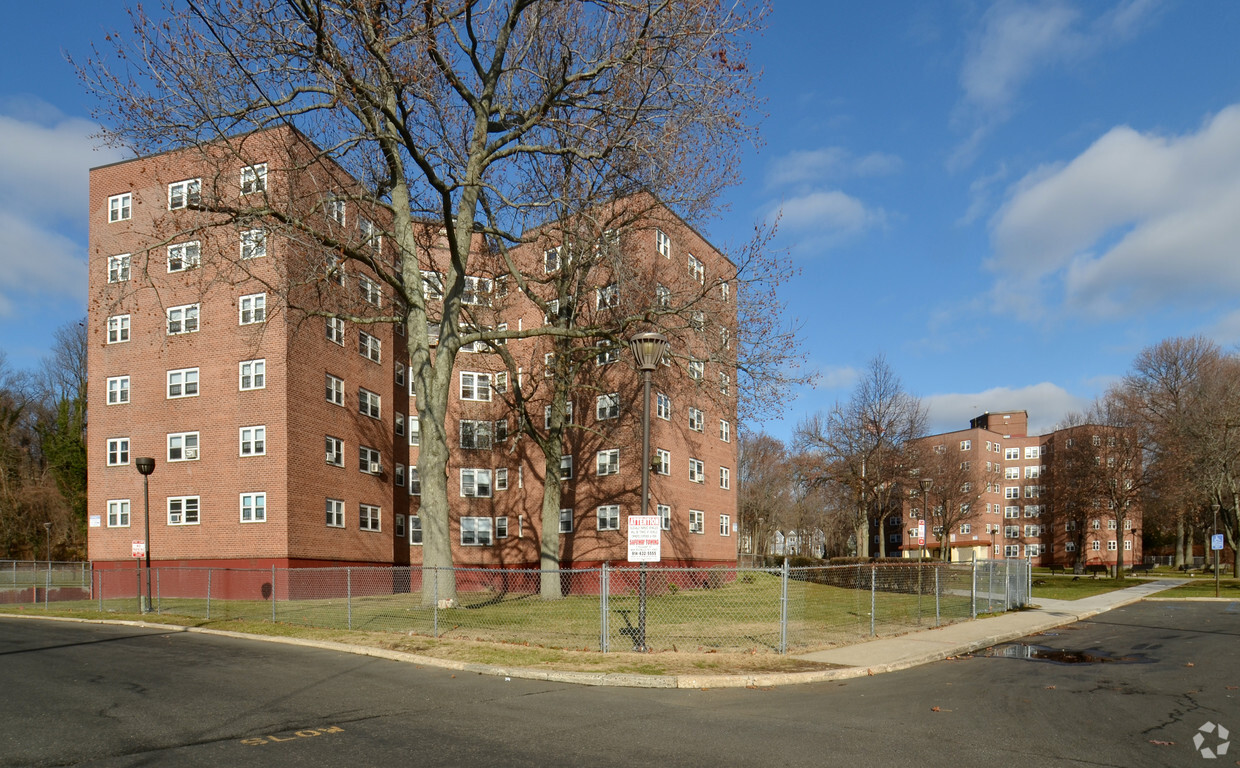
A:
[0,561,93,607]
[17,559,1030,654]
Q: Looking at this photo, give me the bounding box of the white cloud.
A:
[923,383,1090,436]
[953,0,1162,164]
[989,104,1240,316]
[766,147,902,189]
[0,105,122,314]
[816,365,860,390]
[769,190,888,246]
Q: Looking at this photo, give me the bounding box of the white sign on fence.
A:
[131,540,146,558]
[627,516,662,563]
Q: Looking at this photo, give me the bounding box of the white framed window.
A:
[558,454,575,480]
[461,516,493,545]
[459,372,492,402]
[495,468,508,491]
[359,217,381,251]
[359,274,382,307]
[409,416,420,446]
[395,513,405,536]
[106,438,129,467]
[166,304,199,335]
[395,411,405,437]
[326,317,344,345]
[720,514,731,536]
[596,393,620,420]
[168,496,200,526]
[462,275,492,306]
[543,353,555,377]
[358,388,381,419]
[689,458,704,484]
[106,375,130,405]
[655,229,671,258]
[688,358,704,380]
[359,446,382,475]
[544,247,561,273]
[657,504,671,530]
[409,466,421,495]
[559,509,574,533]
[688,407,704,432]
[720,419,731,443]
[107,499,130,528]
[960,440,971,451]
[493,372,508,394]
[358,331,381,362]
[409,515,423,544]
[1004,486,1019,499]
[239,359,266,390]
[691,310,705,330]
[328,196,346,226]
[1124,540,1132,551]
[689,509,704,534]
[107,314,130,344]
[596,283,619,310]
[241,163,267,195]
[168,179,201,209]
[239,293,267,325]
[360,504,382,531]
[166,367,199,399]
[395,363,406,388]
[494,418,508,442]
[461,468,493,498]
[721,282,730,302]
[596,341,618,366]
[1106,540,1117,551]
[1005,447,1020,460]
[108,253,130,283]
[1024,485,1041,498]
[688,253,704,283]
[326,436,343,466]
[495,516,509,538]
[1005,506,1020,518]
[108,193,131,222]
[1004,544,1019,558]
[326,498,345,528]
[655,449,670,475]
[1025,446,1041,459]
[1004,466,1020,479]
[240,492,267,523]
[421,270,444,299]
[1024,465,1040,479]
[656,284,671,308]
[960,523,972,534]
[240,229,267,260]
[240,425,266,456]
[167,241,201,272]
[597,505,620,531]
[656,393,671,420]
[1091,540,1101,551]
[1005,526,1019,539]
[1023,525,1038,537]
[544,402,574,428]
[597,449,619,476]
[168,431,200,462]
[719,372,730,396]
[720,466,731,489]
[1065,541,1077,552]
[544,298,561,325]
[326,373,344,406]
[460,419,492,450]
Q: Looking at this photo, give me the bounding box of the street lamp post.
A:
[918,478,933,622]
[44,522,51,586]
[1212,502,1221,599]
[135,457,156,613]
[629,331,668,653]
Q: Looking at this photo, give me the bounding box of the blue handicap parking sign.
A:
[1212,533,1225,551]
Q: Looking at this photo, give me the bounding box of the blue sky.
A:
[2,1,1239,441]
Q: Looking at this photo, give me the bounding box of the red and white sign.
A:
[627,516,662,563]
[131,540,146,558]
[916,522,926,548]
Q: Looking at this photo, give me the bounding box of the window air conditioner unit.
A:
[370,461,382,474]
[184,448,198,459]
[327,452,335,463]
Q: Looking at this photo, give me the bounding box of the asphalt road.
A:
[2,601,1237,767]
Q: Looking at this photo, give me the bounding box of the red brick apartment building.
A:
[87,128,738,574]
[900,411,1143,568]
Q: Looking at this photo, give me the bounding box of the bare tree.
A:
[1086,394,1148,578]
[1043,413,1099,573]
[80,0,767,602]
[738,431,791,558]
[916,443,984,561]
[794,357,926,558]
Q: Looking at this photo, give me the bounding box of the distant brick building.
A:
[900,411,1143,568]
[87,128,738,573]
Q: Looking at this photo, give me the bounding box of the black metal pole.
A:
[143,472,152,613]
[638,368,652,652]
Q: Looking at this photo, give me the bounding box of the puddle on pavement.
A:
[978,643,1154,664]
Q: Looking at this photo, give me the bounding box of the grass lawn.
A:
[1031,574,1131,600]
[1160,578,1240,598]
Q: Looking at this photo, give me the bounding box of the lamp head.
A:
[628,331,669,372]
[135,457,156,476]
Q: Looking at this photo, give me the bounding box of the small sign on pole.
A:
[132,540,146,558]
[1212,534,1225,551]
[627,516,662,563]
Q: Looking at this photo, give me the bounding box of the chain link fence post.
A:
[156,569,161,613]
[600,563,609,653]
[433,567,439,638]
[870,564,877,637]
[779,558,789,654]
[272,565,277,622]
[971,553,977,619]
[347,567,353,630]
[206,568,212,619]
